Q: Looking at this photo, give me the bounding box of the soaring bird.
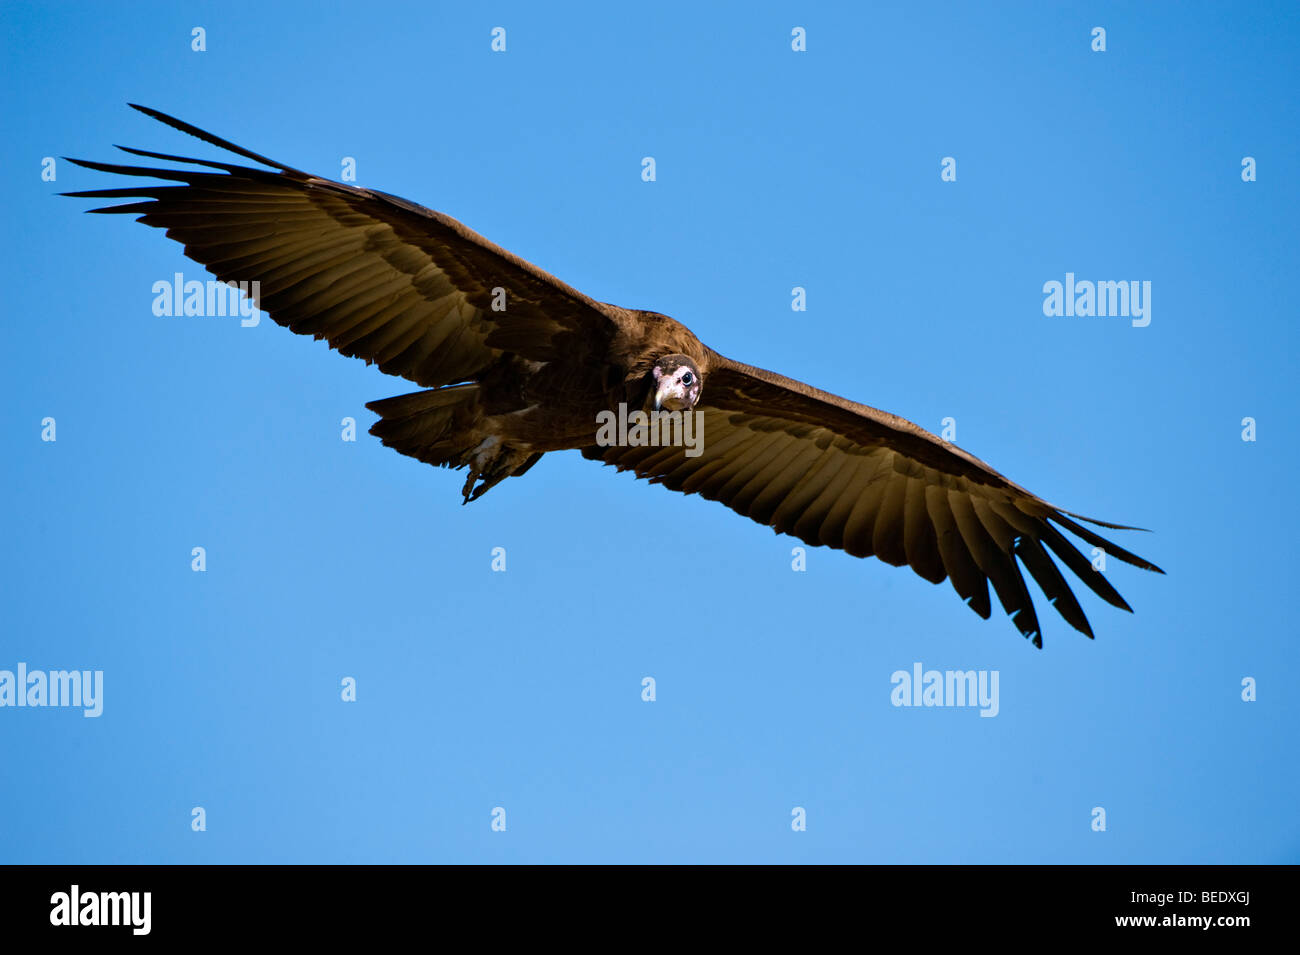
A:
[65,105,1163,647]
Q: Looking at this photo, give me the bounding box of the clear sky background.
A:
[2,1,1296,863]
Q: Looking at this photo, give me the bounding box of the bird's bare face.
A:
[652,355,702,411]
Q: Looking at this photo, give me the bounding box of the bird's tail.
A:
[366,385,486,469]
[366,385,542,502]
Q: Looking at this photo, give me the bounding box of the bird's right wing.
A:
[63,104,629,388]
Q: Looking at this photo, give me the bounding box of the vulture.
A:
[64,105,1163,647]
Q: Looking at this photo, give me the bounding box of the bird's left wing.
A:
[584,353,1163,646]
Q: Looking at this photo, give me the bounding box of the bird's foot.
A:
[461,436,506,505]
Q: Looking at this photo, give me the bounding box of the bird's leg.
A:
[463,468,512,504]
[460,436,542,504]
[461,436,501,503]
[465,433,545,503]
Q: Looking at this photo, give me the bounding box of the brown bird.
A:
[65,105,1163,647]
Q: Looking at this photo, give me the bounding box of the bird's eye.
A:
[681,372,694,386]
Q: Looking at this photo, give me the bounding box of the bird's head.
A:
[651,355,702,411]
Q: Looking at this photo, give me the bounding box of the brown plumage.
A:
[64,105,1163,646]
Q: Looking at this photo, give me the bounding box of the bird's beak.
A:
[654,377,682,412]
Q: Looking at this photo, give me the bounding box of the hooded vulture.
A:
[64,105,1163,647]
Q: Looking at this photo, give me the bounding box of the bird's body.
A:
[368,307,709,500]
[65,105,1163,646]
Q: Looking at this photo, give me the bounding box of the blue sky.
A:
[1,0,1296,863]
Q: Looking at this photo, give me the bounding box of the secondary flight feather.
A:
[64,105,1164,647]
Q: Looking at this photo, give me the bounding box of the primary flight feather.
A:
[64,105,1163,647]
